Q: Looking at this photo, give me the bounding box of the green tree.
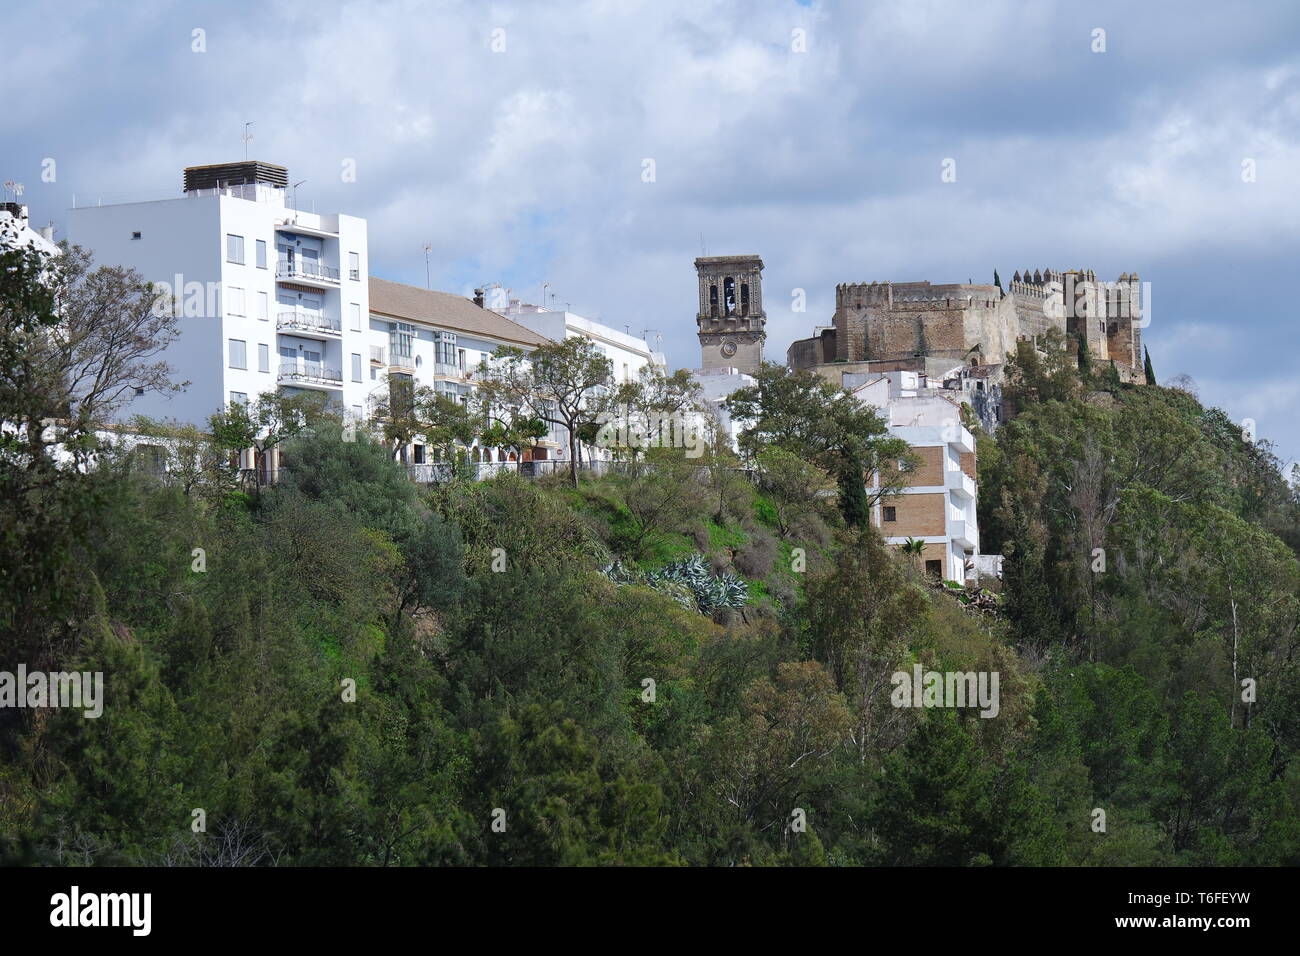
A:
[723,362,908,528]
[476,338,613,485]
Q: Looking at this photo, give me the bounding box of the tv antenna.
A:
[242,123,254,160]
[423,243,432,288]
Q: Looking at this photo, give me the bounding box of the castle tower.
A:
[695,254,766,373]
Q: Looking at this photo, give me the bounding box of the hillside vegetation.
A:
[2,244,1299,865]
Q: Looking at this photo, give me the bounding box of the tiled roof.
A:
[368,277,553,347]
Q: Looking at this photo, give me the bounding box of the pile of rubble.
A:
[934,580,1002,616]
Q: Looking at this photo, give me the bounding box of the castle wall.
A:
[797,270,1143,384]
[834,281,1020,366]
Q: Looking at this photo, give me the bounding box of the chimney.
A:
[473,288,485,308]
[39,223,55,242]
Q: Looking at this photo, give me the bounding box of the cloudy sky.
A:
[5,0,1300,465]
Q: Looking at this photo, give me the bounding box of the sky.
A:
[4,0,1299,467]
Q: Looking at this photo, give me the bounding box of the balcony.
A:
[430,362,465,379]
[277,310,342,340]
[276,259,340,288]
[274,218,338,239]
[370,346,386,364]
[945,468,976,499]
[949,519,977,550]
[277,362,343,390]
[388,351,415,373]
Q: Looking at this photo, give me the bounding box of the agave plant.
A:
[600,553,749,615]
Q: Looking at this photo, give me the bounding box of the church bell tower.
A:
[695,254,766,373]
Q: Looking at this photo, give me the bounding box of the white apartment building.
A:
[365,277,564,468]
[67,161,372,426]
[490,296,668,463]
[491,296,664,384]
[855,370,982,583]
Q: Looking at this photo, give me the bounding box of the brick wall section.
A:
[875,492,946,537]
[920,542,948,563]
[960,451,976,479]
[902,445,944,487]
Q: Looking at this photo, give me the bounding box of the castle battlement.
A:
[811,267,1146,377]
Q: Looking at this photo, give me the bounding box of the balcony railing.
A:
[276,260,340,285]
[950,519,977,550]
[431,362,464,378]
[944,468,977,499]
[277,310,342,337]
[370,346,386,363]
[277,362,343,387]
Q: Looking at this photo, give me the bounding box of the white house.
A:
[0,200,60,257]
[855,370,983,583]
[490,297,665,382]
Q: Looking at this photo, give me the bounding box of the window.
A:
[434,331,457,366]
[740,282,750,316]
[348,252,360,281]
[413,444,426,464]
[350,302,362,332]
[351,353,362,382]
[226,286,246,317]
[925,559,942,578]
[258,343,270,373]
[390,321,413,362]
[883,506,897,522]
[723,276,736,315]
[370,366,377,381]
[255,239,267,269]
[131,231,142,240]
[257,291,269,321]
[135,444,166,476]
[228,338,247,369]
[229,391,249,406]
[226,234,245,264]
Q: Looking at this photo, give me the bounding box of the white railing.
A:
[277,362,343,386]
[276,260,340,284]
[277,310,342,336]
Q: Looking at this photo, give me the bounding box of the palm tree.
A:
[901,537,926,576]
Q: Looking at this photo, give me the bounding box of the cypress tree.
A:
[837,454,871,530]
[1143,346,1155,385]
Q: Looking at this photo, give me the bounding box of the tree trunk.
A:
[567,423,578,486]
[1229,584,1239,727]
